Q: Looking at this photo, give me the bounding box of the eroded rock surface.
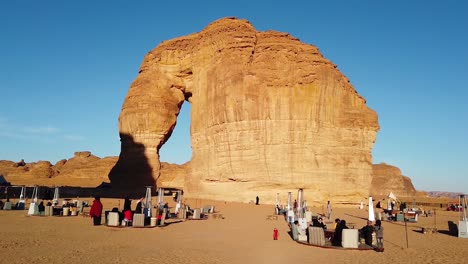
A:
[110,17,380,204]
[0,152,114,187]
[371,163,417,198]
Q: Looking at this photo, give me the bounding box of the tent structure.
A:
[387,192,398,210]
[368,197,375,222]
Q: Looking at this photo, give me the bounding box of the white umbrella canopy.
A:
[368,196,375,222]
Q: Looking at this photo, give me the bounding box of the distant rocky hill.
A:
[370,163,420,198]
[426,191,466,198]
[0,151,116,187]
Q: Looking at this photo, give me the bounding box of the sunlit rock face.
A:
[371,163,417,198]
[110,17,380,204]
[0,152,114,187]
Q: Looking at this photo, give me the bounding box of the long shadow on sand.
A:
[159,219,185,228]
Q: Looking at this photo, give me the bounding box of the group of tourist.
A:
[330,218,384,250]
[359,219,384,251]
[290,216,384,250]
[89,195,173,226]
[331,218,349,246]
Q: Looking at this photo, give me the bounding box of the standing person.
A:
[333,218,341,229]
[89,196,103,226]
[326,201,332,220]
[359,220,374,247]
[293,200,298,212]
[123,196,131,212]
[374,220,384,252]
[332,219,349,247]
[255,196,259,205]
[291,220,300,240]
[135,197,143,214]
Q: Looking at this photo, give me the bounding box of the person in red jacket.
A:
[90,196,103,226]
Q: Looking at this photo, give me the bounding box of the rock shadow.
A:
[108,133,155,195]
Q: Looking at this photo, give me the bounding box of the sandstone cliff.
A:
[371,163,417,198]
[110,17,380,204]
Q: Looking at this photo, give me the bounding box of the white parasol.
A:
[368,196,375,222]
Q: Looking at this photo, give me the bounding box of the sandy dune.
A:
[1,198,467,264]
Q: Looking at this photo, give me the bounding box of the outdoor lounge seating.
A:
[308,227,326,246]
[342,229,359,248]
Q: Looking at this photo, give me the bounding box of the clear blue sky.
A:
[1,1,467,193]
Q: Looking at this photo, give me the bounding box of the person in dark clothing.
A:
[376,201,381,209]
[374,220,384,251]
[332,219,349,247]
[135,197,143,214]
[255,196,259,205]
[311,218,327,230]
[360,220,374,247]
[123,196,131,212]
[311,218,320,227]
[317,217,327,230]
[37,201,45,213]
[90,196,103,226]
[334,218,341,229]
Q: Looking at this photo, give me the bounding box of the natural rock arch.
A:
[109,17,379,204]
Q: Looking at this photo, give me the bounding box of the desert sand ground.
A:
[1,197,467,264]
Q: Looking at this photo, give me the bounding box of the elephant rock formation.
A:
[109,17,380,204]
